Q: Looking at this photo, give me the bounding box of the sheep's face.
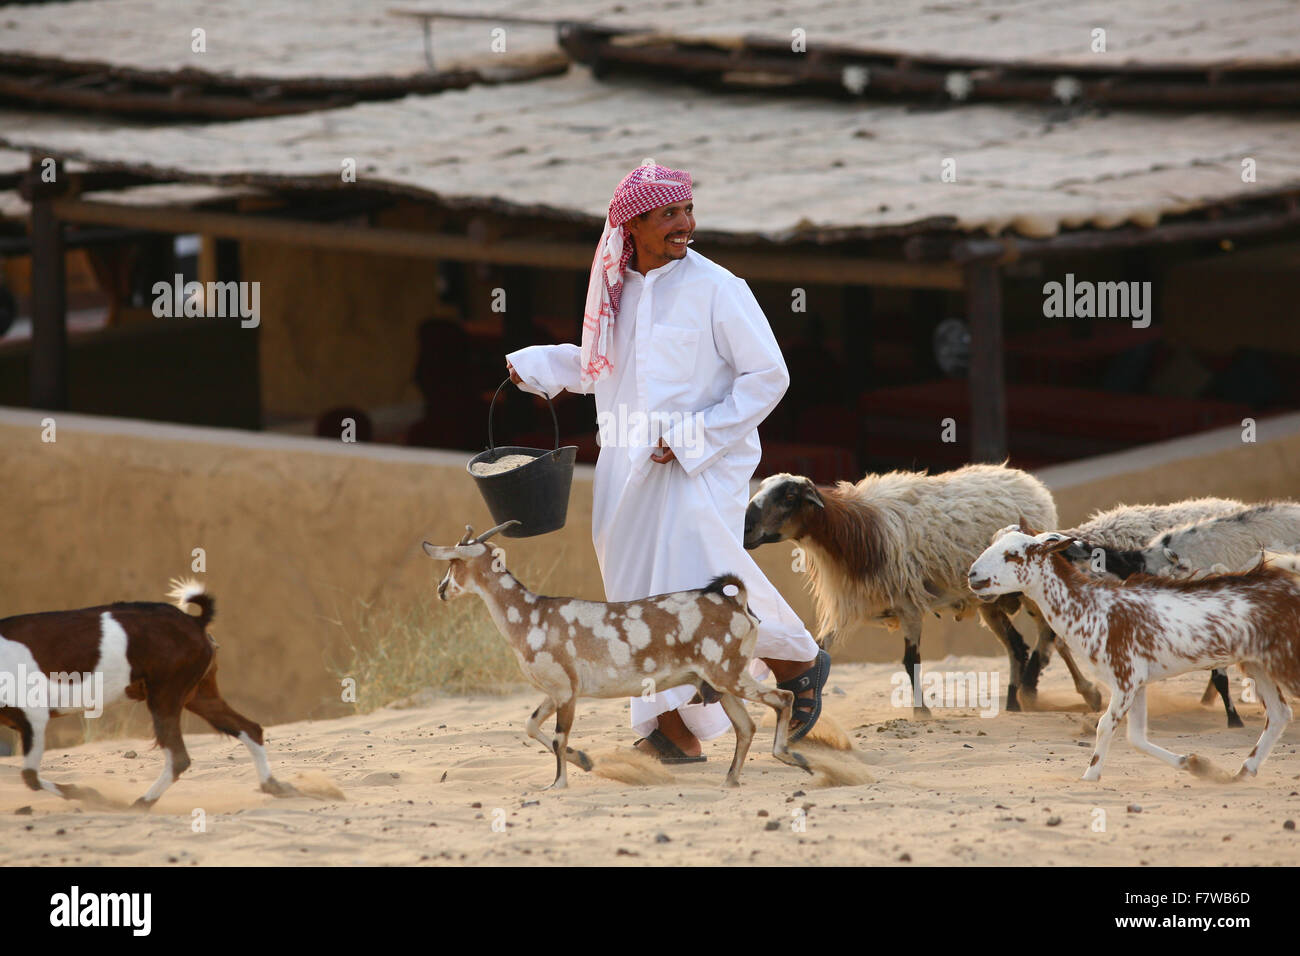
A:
[968,530,1072,600]
[1061,539,1132,580]
[744,474,823,549]
[1140,545,1185,577]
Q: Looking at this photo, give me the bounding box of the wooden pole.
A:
[965,262,1006,463]
[24,158,68,410]
[50,198,965,290]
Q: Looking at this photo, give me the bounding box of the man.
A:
[506,162,829,761]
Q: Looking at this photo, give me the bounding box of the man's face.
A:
[625,200,694,272]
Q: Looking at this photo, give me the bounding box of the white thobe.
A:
[507,248,818,740]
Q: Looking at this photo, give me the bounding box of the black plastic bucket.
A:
[467,377,578,538]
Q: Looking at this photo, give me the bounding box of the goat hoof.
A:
[912,706,933,720]
[572,750,593,772]
[723,776,741,788]
[261,778,302,798]
[59,783,99,803]
[1085,689,1104,712]
[131,797,157,812]
[1227,713,1245,729]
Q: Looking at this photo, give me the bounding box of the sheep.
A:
[1083,502,1300,581]
[424,520,813,788]
[0,579,294,807]
[969,524,1300,781]
[1019,496,1245,724]
[743,463,1101,715]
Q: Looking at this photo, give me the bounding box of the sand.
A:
[4,656,1300,866]
[470,454,537,476]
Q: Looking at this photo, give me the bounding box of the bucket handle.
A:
[487,376,561,458]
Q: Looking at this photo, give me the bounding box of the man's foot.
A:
[774,649,831,742]
[633,709,704,762]
[634,729,706,764]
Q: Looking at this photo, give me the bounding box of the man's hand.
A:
[506,360,522,386]
[650,437,676,464]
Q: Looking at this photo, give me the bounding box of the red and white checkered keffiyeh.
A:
[579,163,693,388]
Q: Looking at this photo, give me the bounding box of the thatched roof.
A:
[5,0,1293,84]
[429,0,1300,68]
[2,69,1298,240]
[0,0,568,81]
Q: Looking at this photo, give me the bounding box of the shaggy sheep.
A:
[1019,496,1244,721]
[1087,502,1300,580]
[1062,497,1244,556]
[744,463,1101,715]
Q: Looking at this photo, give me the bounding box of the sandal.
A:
[779,649,831,743]
[633,728,707,764]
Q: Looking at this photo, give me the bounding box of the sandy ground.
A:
[4,656,1300,866]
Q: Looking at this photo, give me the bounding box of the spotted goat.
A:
[1033,496,1246,725]
[425,521,811,788]
[0,579,294,807]
[969,522,1300,781]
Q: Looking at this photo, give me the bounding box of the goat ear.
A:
[801,483,824,509]
[423,542,458,561]
[1064,539,1091,560]
[1040,534,1074,555]
[1017,515,1040,537]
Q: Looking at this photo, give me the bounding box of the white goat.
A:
[743,463,1101,714]
[970,525,1300,781]
[424,521,812,788]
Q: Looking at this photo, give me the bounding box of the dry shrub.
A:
[328,552,565,714]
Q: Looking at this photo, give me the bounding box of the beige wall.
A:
[244,204,453,421]
[3,408,1298,732]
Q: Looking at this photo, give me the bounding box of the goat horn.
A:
[474,519,521,543]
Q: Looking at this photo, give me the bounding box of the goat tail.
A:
[703,572,749,609]
[167,577,215,628]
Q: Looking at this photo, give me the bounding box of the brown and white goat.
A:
[0,579,293,807]
[969,525,1300,781]
[424,521,812,788]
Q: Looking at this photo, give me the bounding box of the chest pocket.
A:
[648,324,701,383]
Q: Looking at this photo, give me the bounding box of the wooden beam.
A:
[26,159,68,410]
[965,262,1006,463]
[907,198,1300,263]
[50,198,965,290]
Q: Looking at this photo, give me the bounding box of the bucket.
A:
[467,377,578,538]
